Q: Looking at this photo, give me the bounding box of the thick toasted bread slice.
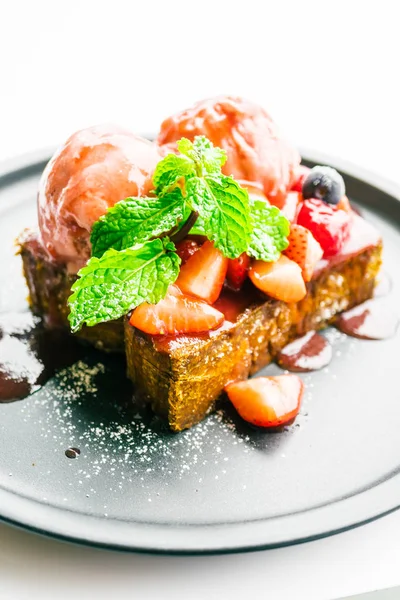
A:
[19,220,382,431]
[125,243,382,431]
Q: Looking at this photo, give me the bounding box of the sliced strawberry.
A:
[225,375,304,429]
[284,224,323,282]
[249,255,307,303]
[176,240,228,304]
[297,198,351,257]
[280,191,302,222]
[176,238,202,265]
[129,286,224,335]
[226,253,251,290]
[291,165,311,192]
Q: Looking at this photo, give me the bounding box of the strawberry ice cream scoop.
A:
[38,125,161,271]
[157,96,300,206]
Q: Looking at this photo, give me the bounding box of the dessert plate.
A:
[0,148,399,554]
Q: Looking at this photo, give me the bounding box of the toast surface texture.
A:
[19,231,124,352]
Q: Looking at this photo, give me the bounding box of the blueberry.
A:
[302,165,345,205]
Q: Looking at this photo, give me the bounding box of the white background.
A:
[0,1,399,599]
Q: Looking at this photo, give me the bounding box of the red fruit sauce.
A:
[277,332,332,372]
[335,300,399,340]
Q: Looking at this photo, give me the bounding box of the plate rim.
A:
[0,147,399,554]
[1,475,400,555]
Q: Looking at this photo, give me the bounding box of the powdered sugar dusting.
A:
[18,358,257,508]
[2,329,357,517]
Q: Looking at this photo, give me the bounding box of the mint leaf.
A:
[152,153,195,195]
[190,213,206,236]
[68,238,180,332]
[151,137,248,258]
[248,200,290,262]
[177,136,226,176]
[90,189,185,258]
[176,138,193,157]
[186,175,251,259]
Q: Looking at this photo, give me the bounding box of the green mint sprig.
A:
[68,135,290,331]
[91,188,185,259]
[157,137,252,258]
[91,136,252,260]
[68,238,180,332]
[152,152,194,194]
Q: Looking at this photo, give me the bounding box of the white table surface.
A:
[1,2,399,599]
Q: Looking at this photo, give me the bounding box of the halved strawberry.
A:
[284,224,323,282]
[176,240,228,304]
[291,165,311,193]
[249,255,307,303]
[226,253,251,290]
[129,286,224,335]
[280,191,302,222]
[225,375,304,429]
[176,238,202,265]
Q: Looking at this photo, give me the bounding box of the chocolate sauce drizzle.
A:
[0,312,85,403]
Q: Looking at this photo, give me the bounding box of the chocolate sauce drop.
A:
[335,300,399,340]
[0,367,32,403]
[277,331,332,372]
[0,312,85,403]
[65,447,81,459]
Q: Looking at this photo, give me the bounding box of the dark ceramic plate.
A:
[0,148,399,554]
